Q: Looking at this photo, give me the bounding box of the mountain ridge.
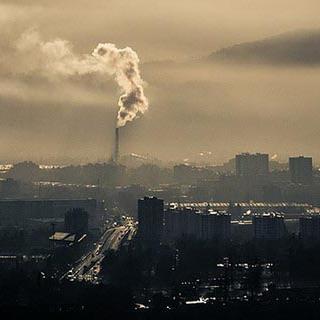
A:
[208,29,320,65]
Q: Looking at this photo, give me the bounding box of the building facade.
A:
[289,156,313,184]
[235,153,269,177]
[164,208,201,241]
[253,213,286,240]
[138,197,164,247]
[164,208,231,242]
[299,215,320,240]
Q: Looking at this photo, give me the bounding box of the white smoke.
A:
[15,29,149,127]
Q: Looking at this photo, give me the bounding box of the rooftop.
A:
[49,232,76,242]
[169,202,313,209]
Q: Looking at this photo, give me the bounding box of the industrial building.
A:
[49,208,89,248]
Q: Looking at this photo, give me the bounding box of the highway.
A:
[61,223,136,283]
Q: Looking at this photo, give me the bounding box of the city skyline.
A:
[2,2,320,317]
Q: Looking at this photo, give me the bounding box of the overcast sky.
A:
[0,1,320,164]
[2,0,320,60]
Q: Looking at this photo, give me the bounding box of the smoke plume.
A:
[92,44,148,127]
[15,29,149,127]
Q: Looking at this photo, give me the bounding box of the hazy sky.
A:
[0,1,320,164]
[2,0,320,60]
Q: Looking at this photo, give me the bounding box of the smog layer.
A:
[1,1,320,163]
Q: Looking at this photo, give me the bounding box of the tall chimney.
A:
[114,127,119,163]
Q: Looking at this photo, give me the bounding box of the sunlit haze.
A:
[1,0,320,164]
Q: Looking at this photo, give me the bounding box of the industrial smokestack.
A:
[113,127,120,163]
[15,29,149,129]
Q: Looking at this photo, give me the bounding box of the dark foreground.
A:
[2,302,320,320]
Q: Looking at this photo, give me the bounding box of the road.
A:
[61,223,136,283]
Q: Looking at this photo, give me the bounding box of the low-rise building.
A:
[164,207,231,241]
